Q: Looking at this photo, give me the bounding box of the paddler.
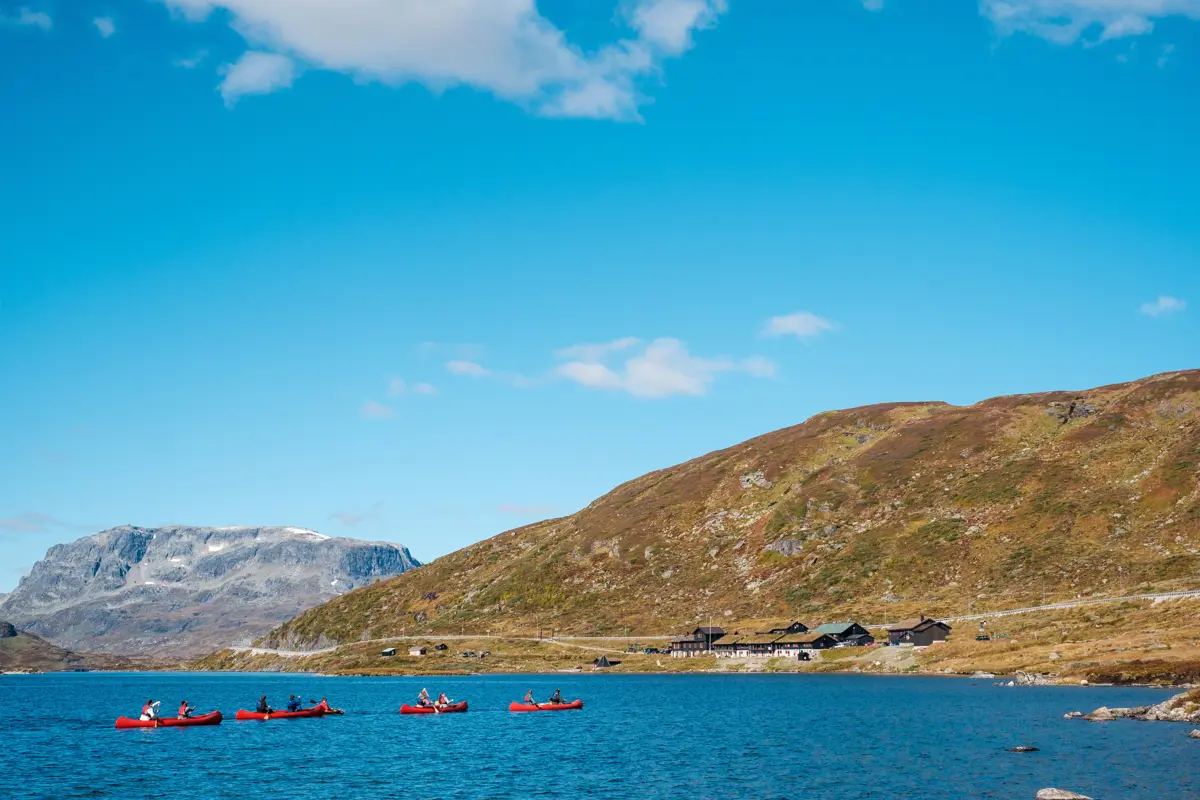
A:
[547,689,564,705]
[139,699,161,721]
[523,689,537,706]
[436,692,452,707]
[256,695,272,715]
[314,697,340,714]
[177,700,195,719]
[286,694,302,712]
[417,688,433,707]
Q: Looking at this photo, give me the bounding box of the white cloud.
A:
[158,0,725,118]
[1158,42,1176,66]
[862,0,885,10]
[762,311,837,339]
[555,337,774,399]
[1139,295,1187,316]
[387,377,407,398]
[1,8,52,30]
[446,360,490,377]
[554,337,642,362]
[413,382,437,395]
[629,0,726,54]
[361,400,395,419]
[174,50,208,69]
[219,51,296,107]
[980,0,1200,45]
[93,17,116,38]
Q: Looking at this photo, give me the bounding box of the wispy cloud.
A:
[361,400,395,419]
[219,51,296,107]
[387,377,407,398]
[158,0,725,119]
[762,311,837,340]
[413,382,437,395]
[1158,43,1176,67]
[446,360,491,377]
[93,16,116,38]
[0,513,64,534]
[330,511,364,527]
[1139,296,1187,317]
[497,504,558,516]
[980,0,1200,46]
[1,7,52,30]
[555,337,774,399]
[861,0,884,10]
[173,50,209,69]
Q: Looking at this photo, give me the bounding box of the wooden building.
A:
[813,622,875,645]
[789,633,838,651]
[669,626,726,657]
[886,616,952,646]
[760,621,809,635]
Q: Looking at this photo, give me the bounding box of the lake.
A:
[3,672,1197,799]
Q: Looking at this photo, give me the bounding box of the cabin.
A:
[887,616,952,646]
[669,626,726,657]
[813,622,874,645]
[760,621,809,635]
[772,633,825,657]
[434,643,449,651]
[381,648,397,657]
[790,633,838,651]
[408,646,427,657]
[593,655,620,669]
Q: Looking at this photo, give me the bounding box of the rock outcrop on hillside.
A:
[0,526,418,656]
[263,370,1200,650]
[0,618,132,672]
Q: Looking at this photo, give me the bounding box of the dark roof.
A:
[887,617,951,633]
[813,622,859,635]
[789,633,836,644]
[695,626,726,635]
[772,633,817,644]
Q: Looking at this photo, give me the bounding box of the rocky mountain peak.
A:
[0,525,420,656]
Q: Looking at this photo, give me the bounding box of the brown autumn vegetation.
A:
[247,370,1199,680]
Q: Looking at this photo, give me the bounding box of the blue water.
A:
[2,672,1197,799]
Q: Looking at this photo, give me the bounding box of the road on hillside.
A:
[229,588,1200,658]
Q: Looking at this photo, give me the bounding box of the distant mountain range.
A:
[0,525,419,656]
[262,370,1199,651]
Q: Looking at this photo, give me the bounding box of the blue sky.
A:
[1,0,1198,591]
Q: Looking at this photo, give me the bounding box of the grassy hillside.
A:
[0,621,133,672]
[262,370,1200,660]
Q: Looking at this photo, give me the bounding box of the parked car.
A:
[975,635,991,641]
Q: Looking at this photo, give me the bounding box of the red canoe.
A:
[115,711,223,729]
[508,700,583,712]
[400,702,469,714]
[235,708,326,721]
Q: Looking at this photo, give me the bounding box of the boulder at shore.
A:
[1083,689,1200,724]
[1037,791,1092,800]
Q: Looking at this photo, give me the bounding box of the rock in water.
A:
[0,525,419,656]
[1037,790,1093,800]
[1063,711,1083,719]
[1189,729,1200,739]
[1008,746,1039,752]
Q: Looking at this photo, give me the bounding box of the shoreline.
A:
[4,667,1195,689]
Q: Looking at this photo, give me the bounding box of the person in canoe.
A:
[417,688,433,707]
[286,694,302,712]
[177,700,195,719]
[256,696,272,715]
[139,700,161,721]
[523,689,538,707]
[437,692,454,707]
[547,689,564,705]
[314,697,342,714]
